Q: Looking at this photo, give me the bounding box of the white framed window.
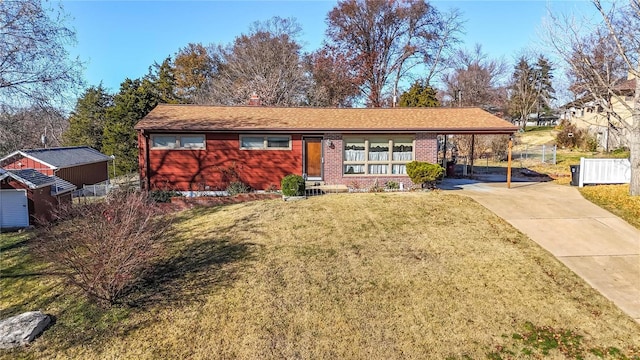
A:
[343,137,414,175]
[151,134,205,150]
[240,135,291,150]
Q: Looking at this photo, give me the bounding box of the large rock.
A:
[0,311,51,349]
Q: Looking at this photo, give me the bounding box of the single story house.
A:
[134,104,518,191]
[0,146,112,188]
[0,168,76,227]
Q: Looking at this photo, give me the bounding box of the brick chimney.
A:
[248,92,261,106]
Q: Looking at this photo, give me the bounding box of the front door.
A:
[304,138,322,180]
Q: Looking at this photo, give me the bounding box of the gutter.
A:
[136,128,519,135]
[143,130,151,191]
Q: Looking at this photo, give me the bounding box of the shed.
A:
[0,168,76,226]
[0,146,112,188]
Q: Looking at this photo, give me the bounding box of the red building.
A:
[0,146,112,188]
[135,105,518,192]
[0,168,76,226]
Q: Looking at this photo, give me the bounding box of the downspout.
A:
[143,130,151,191]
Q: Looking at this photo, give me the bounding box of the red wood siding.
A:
[56,162,109,187]
[3,156,54,175]
[140,133,303,191]
[2,155,108,187]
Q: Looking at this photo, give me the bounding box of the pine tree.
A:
[534,55,555,116]
[148,57,181,104]
[398,81,440,107]
[102,78,158,175]
[63,85,113,150]
[508,57,538,128]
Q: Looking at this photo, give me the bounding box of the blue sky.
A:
[61,0,594,95]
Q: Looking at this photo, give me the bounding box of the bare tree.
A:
[204,17,308,106]
[442,44,508,108]
[305,46,362,107]
[325,0,463,107]
[0,106,67,156]
[0,0,83,109]
[544,0,640,195]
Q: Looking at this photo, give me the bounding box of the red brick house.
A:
[0,168,76,226]
[0,146,112,188]
[135,105,518,192]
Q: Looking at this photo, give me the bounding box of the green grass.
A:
[2,194,640,359]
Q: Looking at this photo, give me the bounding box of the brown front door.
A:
[305,138,322,179]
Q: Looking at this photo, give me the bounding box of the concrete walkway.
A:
[442,179,640,323]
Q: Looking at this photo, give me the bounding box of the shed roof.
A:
[0,146,111,170]
[135,104,518,134]
[3,169,55,188]
[0,168,76,195]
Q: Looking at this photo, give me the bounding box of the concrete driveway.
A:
[443,179,640,323]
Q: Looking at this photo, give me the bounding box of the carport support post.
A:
[470,135,475,177]
[507,138,513,188]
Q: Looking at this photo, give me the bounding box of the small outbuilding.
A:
[0,146,112,188]
[0,168,76,227]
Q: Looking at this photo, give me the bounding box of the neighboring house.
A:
[135,104,517,192]
[0,146,112,188]
[0,168,76,226]
[560,77,634,151]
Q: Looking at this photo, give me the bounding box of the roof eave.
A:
[136,127,518,134]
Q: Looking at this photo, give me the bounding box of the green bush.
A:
[226,181,251,196]
[281,174,305,196]
[385,181,399,190]
[405,161,444,186]
[150,190,183,203]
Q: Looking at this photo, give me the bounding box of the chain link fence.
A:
[513,144,557,165]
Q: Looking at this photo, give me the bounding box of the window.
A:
[343,137,414,175]
[240,135,291,150]
[151,134,205,149]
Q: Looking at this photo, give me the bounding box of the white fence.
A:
[579,157,631,187]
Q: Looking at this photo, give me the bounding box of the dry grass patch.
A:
[2,193,640,359]
[580,184,640,230]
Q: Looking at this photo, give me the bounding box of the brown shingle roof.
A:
[135,104,518,134]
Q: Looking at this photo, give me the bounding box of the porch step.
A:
[305,181,325,187]
[305,184,349,194]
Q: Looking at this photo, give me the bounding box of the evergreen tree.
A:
[508,57,537,128]
[534,55,555,116]
[398,81,440,107]
[148,57,181,104]
[102,78,158,174]
[63,85,113,150]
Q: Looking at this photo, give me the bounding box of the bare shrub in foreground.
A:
[34,190,171,307]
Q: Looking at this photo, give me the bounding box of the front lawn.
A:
[580,184,640,230]
[1,193,639,359]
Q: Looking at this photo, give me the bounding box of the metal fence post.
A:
[542,145,546,163]
[553,145,557,165]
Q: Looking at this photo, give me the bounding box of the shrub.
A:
[226,181,251,196]
[385,180,400,190]
[405,161,444,187]
[33,190,170,307]
[556,120,585,149]
[150,189,183,203]
[281,174,305,196]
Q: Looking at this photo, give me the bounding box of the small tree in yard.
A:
[33,190,171,307]
[406,161,444,188]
